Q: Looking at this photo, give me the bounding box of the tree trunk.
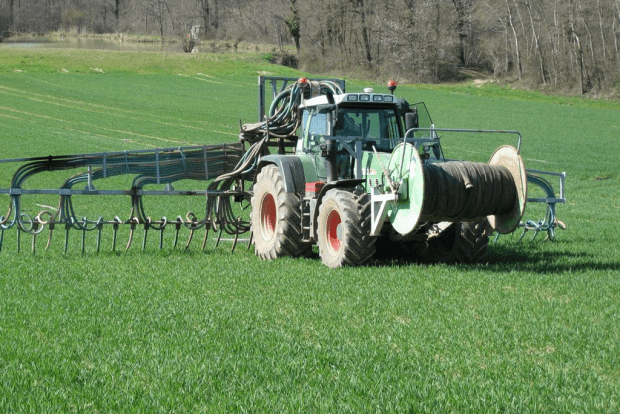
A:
[577,0,596,69]
[158,0,164,37]
[9,0,15,31]
[570,16,586,94]
[114,0,120,30]
[452,0,469,66]
[164,0,174,34]
[285,0,301,55]
[578,34,585,94]
[614,0,620,62]
[504,19,510,75]
[435,1,440,81]
[512,0,529,60]
[404,0,416,67]
[596,0,606,59]
[358,0,372,65]
[526,0,546,84]
[213,0,219,29]
[200,0,210,34]
[505,0,522,78]
[549,0,560,85]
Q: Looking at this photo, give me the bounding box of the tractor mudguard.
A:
[310,179,365,239]
[314,180,365,201]
[256,155,307,194]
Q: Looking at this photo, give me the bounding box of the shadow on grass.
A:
[369,243,619,274]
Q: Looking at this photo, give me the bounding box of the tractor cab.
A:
[298,91,406,154]
[297,89,442,181]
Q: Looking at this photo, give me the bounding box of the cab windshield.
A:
[333,107,402,152]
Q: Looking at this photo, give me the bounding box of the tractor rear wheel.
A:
[426,220,490,264]
[251,165,309,260]
[317,188,376,268]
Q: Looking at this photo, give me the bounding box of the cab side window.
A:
[303,108,328,149]
[309,110,327,136]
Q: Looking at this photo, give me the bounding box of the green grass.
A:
[1,47,620,412]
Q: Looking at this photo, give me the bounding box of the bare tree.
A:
[504,0,522,78]
[525,0,546,84]
[452,0,473,66]
[9,0,15,31]
[356,0,372,65]
[611,0,620,64]
[114,0,120,31]
[285,0,301,54]
[197,0,211,36]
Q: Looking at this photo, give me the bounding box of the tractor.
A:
[0,76,565,266]
[247,77,538,267]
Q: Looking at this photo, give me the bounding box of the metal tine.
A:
[201,221,210,251]
[17,228,21,254]
[45,222,55,252]
[143,218,151,252]
[159,217,167,250]
[185,228,195,250]
[185,214,198,250]
[96,223,102,254]
[214,226,224,249]
[32,231,36,255]
[126,217,139,251]
[81,217,87,254]
[112,225,118,251]
[0,228,3,253]
[247,231,253,250]
[112,216,122,252]
[173,217,182,249]
[231,217,241,252]
[64,223,70,254]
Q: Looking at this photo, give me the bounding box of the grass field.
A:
[1,48,620,412]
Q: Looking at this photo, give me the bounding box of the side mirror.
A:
[405,109,419,131]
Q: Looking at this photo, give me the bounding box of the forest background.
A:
[1,0,620,99]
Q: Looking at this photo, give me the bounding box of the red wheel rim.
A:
[326,209,341,251]
[260,193,276,238]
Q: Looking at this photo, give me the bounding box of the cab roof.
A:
[300,92,406,109]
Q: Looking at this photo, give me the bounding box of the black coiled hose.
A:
[422,161,517,219]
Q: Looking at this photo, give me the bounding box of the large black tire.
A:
[251,165,309,260]
[426,220,490,264]
[317,188,376,268]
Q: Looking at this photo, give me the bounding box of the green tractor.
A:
[248,77,535,268]
[0,76,564,263]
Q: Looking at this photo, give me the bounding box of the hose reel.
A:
[387,143,527,236]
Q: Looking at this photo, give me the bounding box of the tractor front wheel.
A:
[251,165,309,260]
[317,189,376,268]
